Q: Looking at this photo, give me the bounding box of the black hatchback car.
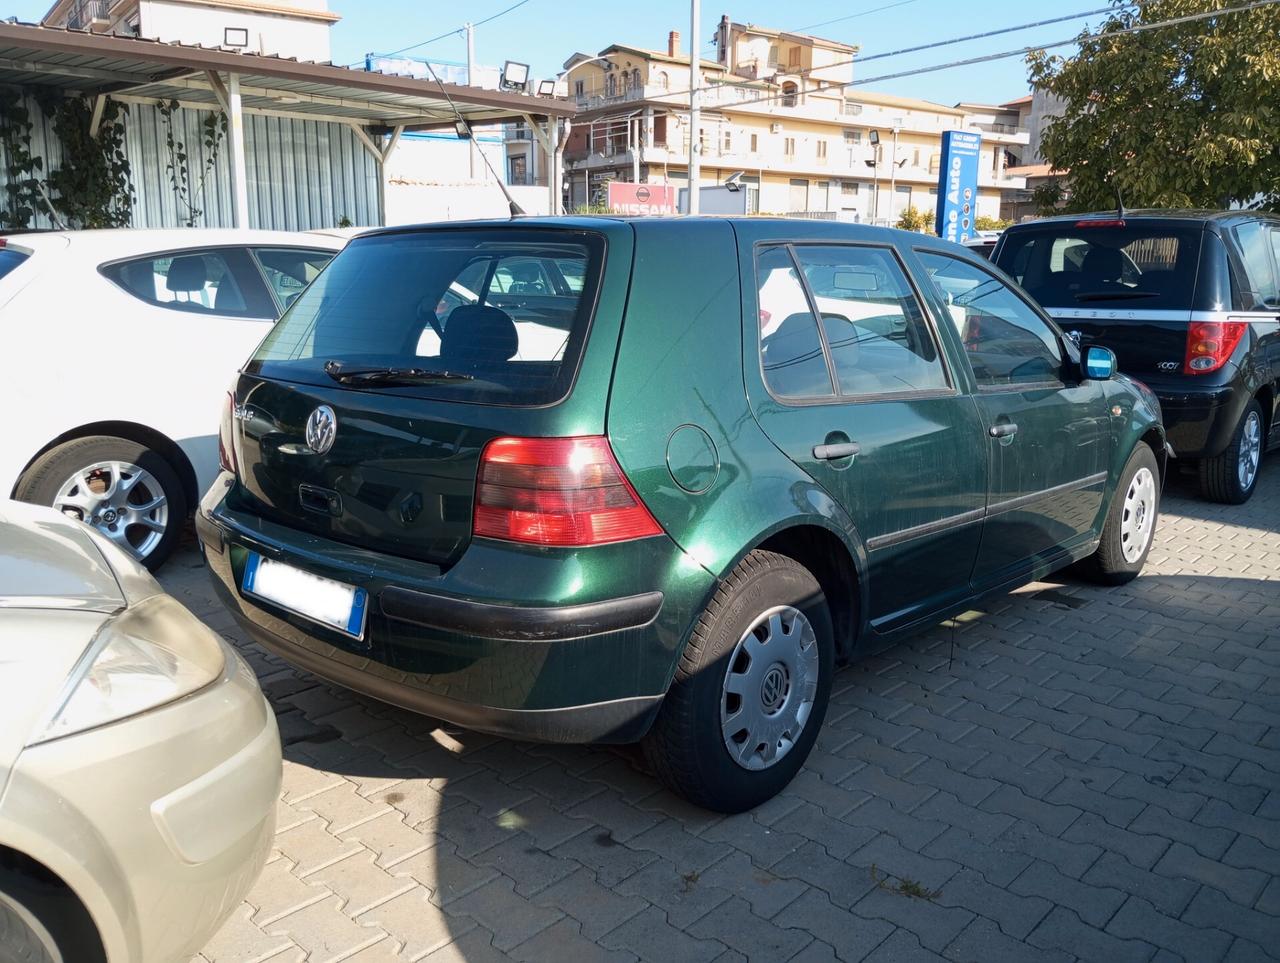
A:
[995,210,1280,503]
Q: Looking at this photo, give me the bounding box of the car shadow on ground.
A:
[179,461,1279,960]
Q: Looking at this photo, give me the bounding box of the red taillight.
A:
[1184,320,1246,375]
[218,392,237,474]
[474,436,663,546]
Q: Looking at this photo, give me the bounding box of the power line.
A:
[655,0,1279,113]
[796,0,921,34]
[349,0,533,68]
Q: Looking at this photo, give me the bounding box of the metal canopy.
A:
[0,21,575,131]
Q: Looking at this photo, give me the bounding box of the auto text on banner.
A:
[607,182,678,216]
[934,130,982,242]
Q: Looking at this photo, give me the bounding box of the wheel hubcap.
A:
[1238,411,1262,491]
[1120,466,1157,564]
[721,605,820,771]
[53,460,169,561]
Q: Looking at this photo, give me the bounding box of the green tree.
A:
[975,215,1012,232]
[895,205,933,232]
[1027,0,1280,213]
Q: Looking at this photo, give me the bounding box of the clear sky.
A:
[5,0,1117,106]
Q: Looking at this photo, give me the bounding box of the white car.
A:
[0,500,281,963]
[0,229,342,570]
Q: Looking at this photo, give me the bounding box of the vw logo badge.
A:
[305,405,337,455]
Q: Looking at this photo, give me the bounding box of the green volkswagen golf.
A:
[200,217,1165,812]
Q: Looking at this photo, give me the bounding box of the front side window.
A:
[756,245,832,399]
[918,250,1063,388]
[252,248,334,311]
[250,229,605,406]
[0,248,30,281]
[793,245,948,396]
[101,247,276,319]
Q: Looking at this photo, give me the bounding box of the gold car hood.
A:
[0,502,125,613]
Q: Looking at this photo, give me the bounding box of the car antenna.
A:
[1113,184,1126,219]
[420,61,527,218]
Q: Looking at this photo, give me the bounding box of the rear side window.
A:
[249,229,605,406]
[1233,222,1279,309]
[102,247,277,319]
[996,224,1202,310]
[0,248,29,281]
[252,247,334,311]
[757,245,833,398]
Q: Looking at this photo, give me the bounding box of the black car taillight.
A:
[1184,320,1246,374]
[218,391,237,475]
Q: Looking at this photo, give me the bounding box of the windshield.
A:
[248,229,605,406]
[997,224,1203,310]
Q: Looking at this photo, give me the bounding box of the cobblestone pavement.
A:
[174,463,1280,963]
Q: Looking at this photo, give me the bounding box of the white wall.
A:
[385,133,508,187]
[139,0,332,60]
[384,183,549,224]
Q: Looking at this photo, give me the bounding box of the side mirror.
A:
[1083,345,1117,380]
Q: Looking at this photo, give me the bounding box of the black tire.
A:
[0,865,104,963]
[1198,399,1265,505]
[14,436,188,572]
[1080,443,1161,586]
[642,550,834,813]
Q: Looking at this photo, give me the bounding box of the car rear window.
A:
[249,229,606,406]
[997,223,1203,310]
[0,248,30,281]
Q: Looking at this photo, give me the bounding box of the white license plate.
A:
[242,553,368,640]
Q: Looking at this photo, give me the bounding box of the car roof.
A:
[1007,208,1279,231]
[2,227,345,257]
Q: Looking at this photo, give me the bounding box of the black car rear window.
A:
[997,223,1203,310]
[249,228,606,406]
[0,248,30,281]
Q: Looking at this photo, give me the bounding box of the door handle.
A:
[989,423,1018,439]
[813,442,861,460]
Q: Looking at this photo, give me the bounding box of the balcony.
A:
[66,0,110,30]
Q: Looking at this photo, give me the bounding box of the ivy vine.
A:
[0,89,50,229]
[158,99,227,227]
[38,91,135,229]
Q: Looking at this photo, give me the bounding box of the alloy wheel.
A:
[720,605,820,771]
[1120,466,1157,563]
[1238,410,1262,492]
[53,460,169,561]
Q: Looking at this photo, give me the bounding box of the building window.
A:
[788,46,801,67]
[784,137,796,157]
[841,180,858,195]
[913,148,921,167]
[750,132,758,152]
[781,81,798,108]
[843,129,861,146]
[768,43,780,67]
[816,140,827,160]
[928,152,941,174]
[606,73,616,98]
[654,70,668,90]
[632,68,642,91]
[574,79,584,97]
[842,98,862,116]
[723,130,732,152]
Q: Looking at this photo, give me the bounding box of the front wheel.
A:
[1199,399,1264,504]
[0,865,105,963]
[642,550,834,813]
[14,436,187,572]
[1080,443,1160,585]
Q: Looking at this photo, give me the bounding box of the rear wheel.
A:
[0,865,104,963]
[1199,399,1264,504]
[1080,443,1160,585]
[14,436,187,572]
[642,550,834,813]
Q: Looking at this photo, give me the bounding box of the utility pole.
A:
[887,120,902,225]
[465,22,476,179]
[688,0,700,214]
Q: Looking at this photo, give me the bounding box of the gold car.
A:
[0,500,281,962]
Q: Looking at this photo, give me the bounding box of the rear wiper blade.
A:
[324,360,474,385]
[1073,291,1160,302]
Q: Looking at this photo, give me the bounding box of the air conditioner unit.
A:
[770,122,783,134]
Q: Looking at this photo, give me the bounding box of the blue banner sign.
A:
[935,130,982,242]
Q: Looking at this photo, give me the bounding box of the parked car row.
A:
[0,210,1273,960]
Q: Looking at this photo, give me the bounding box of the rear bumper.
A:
[1144,380,1242,459]
[197,487,714,744]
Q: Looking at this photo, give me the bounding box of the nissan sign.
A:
[607,182,677,215]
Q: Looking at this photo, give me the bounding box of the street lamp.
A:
[501,60,530,91]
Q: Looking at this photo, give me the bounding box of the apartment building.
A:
[42,0,338,61]
[545,18,1029,223]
